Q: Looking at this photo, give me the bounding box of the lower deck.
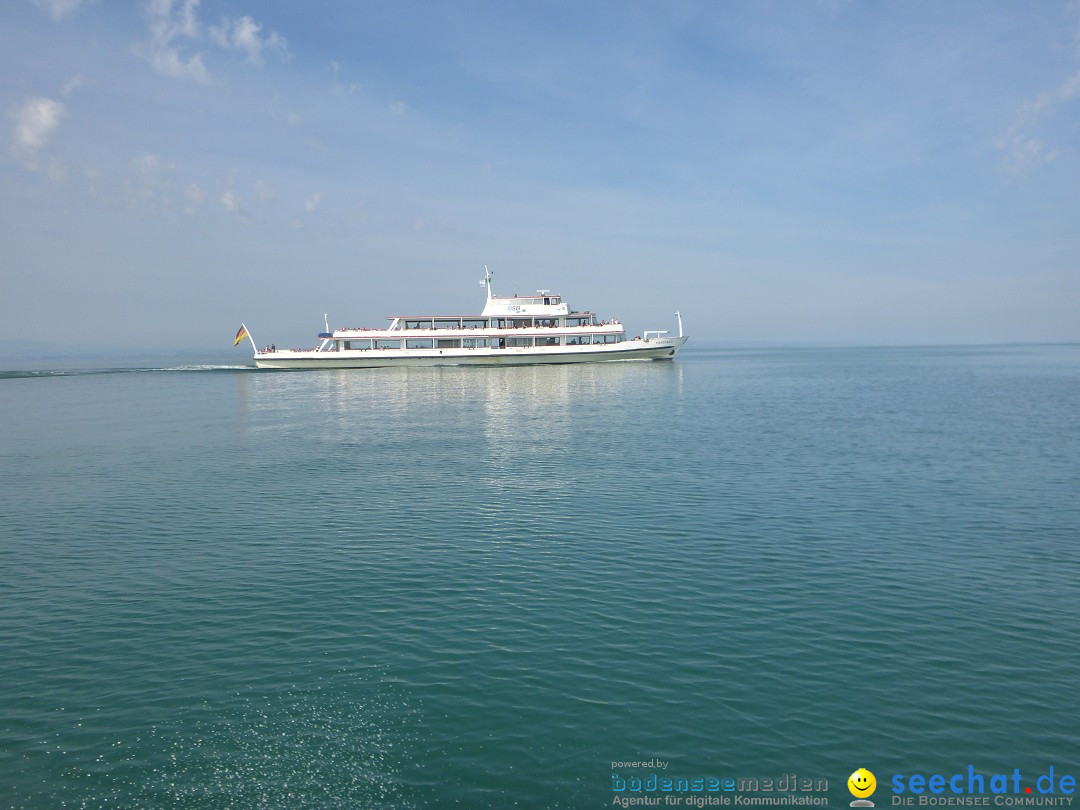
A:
[254,337,686,369]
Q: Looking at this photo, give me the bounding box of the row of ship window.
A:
[339,334,626,350]
[399,316,597,330]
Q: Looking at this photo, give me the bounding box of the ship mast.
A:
[481,265,494,302]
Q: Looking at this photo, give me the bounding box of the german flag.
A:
[234,325,249,346]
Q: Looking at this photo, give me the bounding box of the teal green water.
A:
[2,345,1078,808]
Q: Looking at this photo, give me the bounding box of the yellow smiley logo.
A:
[848,768,877,798]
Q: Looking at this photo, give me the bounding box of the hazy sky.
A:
[3,0,1079,351]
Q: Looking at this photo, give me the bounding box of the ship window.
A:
[463,338,489,348]
[537,336,560,346]
[374,339,402,349]
[566,317,588,327]
[493,318,506,329]
[404,319,432,330]
[565,335,585,346]
[462,319,486,329]
[344,340,373,350]
[504,337,533,347]
[406,338,434,349]
[436,338,461,348]
[434,319,460,329]
[510,318,532,329]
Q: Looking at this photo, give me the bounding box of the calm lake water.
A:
[1,344,1078,809]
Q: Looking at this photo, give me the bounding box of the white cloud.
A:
[134,153,162,177]
[996,132,1058,171]
[121,152,187,208]
[222,190,241,211]
[138,2,286,81]
[10,97,64,169]
[33,0,87,20]
[997,26,1080,173]
[305,192,323,213]
[210,15,287,65]
[149,46,211,83]
[255,179,276,202]
[138,0,210,83]
[61,74,86,96]
[147,0,199,42]
[182,182,207,214]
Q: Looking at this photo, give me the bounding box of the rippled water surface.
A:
[2,345,1078,808]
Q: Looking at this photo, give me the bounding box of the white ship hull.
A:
[255,336,686,369]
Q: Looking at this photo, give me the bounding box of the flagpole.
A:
[241,322,258,353]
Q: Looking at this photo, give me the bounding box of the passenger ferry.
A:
[239,269,687,369]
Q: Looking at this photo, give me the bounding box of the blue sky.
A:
[2,0,1079,351]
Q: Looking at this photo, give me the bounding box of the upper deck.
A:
[333,271,617,336]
